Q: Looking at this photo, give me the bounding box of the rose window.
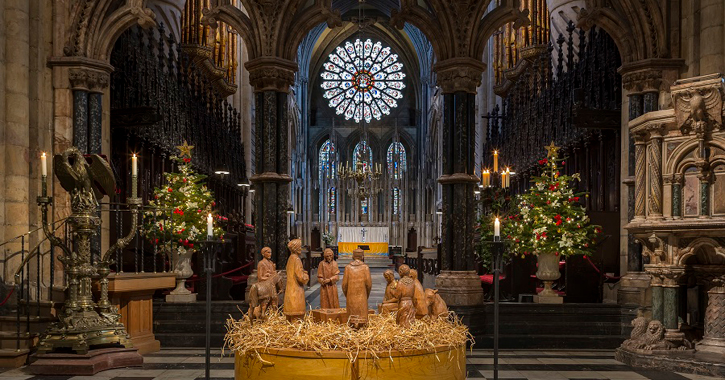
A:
[320,38,406,123]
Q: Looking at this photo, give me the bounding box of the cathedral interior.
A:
[0,0,724,379]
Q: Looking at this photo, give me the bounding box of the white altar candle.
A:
[207,213,214,238]
[494,218,500,239]
[131,154,138,176]
[40,152,47,177]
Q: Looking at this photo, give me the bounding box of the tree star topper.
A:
[545,141,559,158]
[176,140,194,158]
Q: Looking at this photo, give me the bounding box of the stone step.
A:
[0,348,30,368]
[474,334,628,350]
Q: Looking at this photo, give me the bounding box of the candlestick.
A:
[501,171,507,189]
[41,152,47,177]
[131,154,138,176]
[494,217,500,241]
[493,150,499,173]
[482,170,490,187]
[207,213,214,238]
[505,168,511,188]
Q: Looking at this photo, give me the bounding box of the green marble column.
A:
[672,182,682,218]
[663,286,679,330]
[652,285,664,323]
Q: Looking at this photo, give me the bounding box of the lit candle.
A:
[131,154,138,176]
[505,168,511,188]
[207,213,214,238]
[483,170,490,187]
[494,217,500,240]
[493,150,499,172]
[500,171,506,189]
[41,152,47,177]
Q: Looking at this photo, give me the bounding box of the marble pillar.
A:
[663,285,678,330]
[647,127,664,219]
[247,58,295,268]
[699,174,711,218]
[433,58,484,307]
[672,175,683,218]
[651,280,664,324]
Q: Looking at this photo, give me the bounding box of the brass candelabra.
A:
[33,147,139,354]
[338,160,382,201]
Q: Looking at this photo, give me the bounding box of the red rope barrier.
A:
[584,256,621,280]
[0,288,15,307]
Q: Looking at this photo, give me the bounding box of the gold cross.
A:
[544,141,559,158]
[176,140,194,158]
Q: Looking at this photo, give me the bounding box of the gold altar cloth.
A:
[338,242,389,256]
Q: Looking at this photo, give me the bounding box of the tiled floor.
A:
[1,348,720,379]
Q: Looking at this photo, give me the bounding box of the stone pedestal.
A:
[533,294,564,304]
[697,284,725,354]
[166,249,197,303]
[28,347,143,376]
[165,292,197,303]
[97,273,176,354]
[435,270,483,306]
[617,271,652,307]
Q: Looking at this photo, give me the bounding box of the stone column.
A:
[650,274,664,323]
[246,58,295,268]
[434,58,484,307]
[697,280,725,354]
[69,69,89,152]
[633,133,647,222]
[662,273,680,331]
[671,174,683,219]
[647,126,664,220]
[698,171,711,218]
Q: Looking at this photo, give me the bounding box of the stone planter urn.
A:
[166,247,197,303]
[534,251,563,304]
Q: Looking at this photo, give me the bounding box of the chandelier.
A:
[339,159,382,200]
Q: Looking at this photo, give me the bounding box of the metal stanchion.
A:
[204,238,216,380]
[490,238,505,380]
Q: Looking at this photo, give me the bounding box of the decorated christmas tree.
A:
[143,141,224,252]
[505,142,601,259]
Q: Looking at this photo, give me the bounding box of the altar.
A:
[337,226,389,256]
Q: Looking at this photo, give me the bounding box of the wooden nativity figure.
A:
[394,264,416,327]
[410,269,428,319]
[342,248,372,328]
[247,247,283,321]
[379,269,399,314]
[317,248,340,309]
[283,238,309,321]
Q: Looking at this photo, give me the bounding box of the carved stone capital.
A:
[646,124,666,138]
[69,68,110,92]
[434,58,486,94]
[245,57,298,93]
[619,59,684,93]
[662,269,685,287]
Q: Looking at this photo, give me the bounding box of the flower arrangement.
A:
[142,144,224,253]
[504,144,601,259]
[322,231,335,246]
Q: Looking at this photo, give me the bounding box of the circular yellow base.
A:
[235,345,466,380]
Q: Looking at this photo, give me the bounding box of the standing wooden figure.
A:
[342,248,372,328]
[394,264,416,327]
[283,239,309,321]
[317,248,340,309]
[257,247,276,282]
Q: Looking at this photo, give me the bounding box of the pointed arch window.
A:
[353,141,373,171]
[319,139,337,216]
[387,142,406,179]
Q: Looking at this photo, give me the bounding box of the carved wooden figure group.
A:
[249,241,448,327]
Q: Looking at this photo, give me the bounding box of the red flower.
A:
[212,201,216,206]
[556,220,562,226]
[183,158,191,163]
[562,161,566,165]
[168,188,173,192]
[583,255,588,259]
[546,200,551,205]
[189,243,194,248]
[555,252,559,256]
[183,178,187,183]
[539,159,548,165]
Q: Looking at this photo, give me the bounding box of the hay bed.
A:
[224,309,473,364]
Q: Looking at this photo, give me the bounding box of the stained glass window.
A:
[392,187,400,215]
[329,187,336,214]
[320,39,406,123]
[319,139,336,179]
[353,141,373,171]
[361,199,368,215]
[386,142,406,179]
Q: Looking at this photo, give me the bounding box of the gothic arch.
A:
[665,140,699,175]
[576,0,668,63]
[65,0,156,61]
[677,238,725,265]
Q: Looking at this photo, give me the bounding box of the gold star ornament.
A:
[176,140,194,158]
[545,141,559,158]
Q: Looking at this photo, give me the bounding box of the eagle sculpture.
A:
[53,147,115,211]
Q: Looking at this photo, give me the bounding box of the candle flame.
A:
[41,152,46,158]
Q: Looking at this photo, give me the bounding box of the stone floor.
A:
[1,348,721,379]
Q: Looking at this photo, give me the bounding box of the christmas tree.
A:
[143,141,224,252]
[505,142,601,258]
